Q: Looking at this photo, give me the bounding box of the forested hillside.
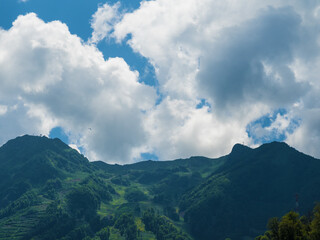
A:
[0,135,319,240]
[179,142,320,239]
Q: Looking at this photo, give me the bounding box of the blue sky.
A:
[0,0,140,36]
[0,0,319,163]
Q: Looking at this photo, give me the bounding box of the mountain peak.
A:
[3,134,63,147]
[231,143,252,152]
[258,141,289,149]
[255,141,295,156]
[228,142,293,162]
[230,143,252,155]
[0,135,90,176]
[0,135,70,158]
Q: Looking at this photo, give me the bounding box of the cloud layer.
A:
[1,0,320,162]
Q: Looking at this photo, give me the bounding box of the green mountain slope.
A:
[0,136,201,240]
[0,135,320,240]
[0,135,92,208]
[179,142,320,240]
[0,136,100,240]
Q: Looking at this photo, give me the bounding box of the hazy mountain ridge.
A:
[0,135,319,240]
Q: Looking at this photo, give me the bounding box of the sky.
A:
[0,0,320,163]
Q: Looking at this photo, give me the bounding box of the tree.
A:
[67,186,100,219]
[96,227,110,240]
[142,208,192,240]
[310,204,320,240]
[267,217,280,240]
[124,188,147,202]
[114,213,137,240]
[278,211,306,240]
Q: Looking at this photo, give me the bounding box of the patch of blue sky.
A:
[246,108,300,144]
[49,126,69,144]
[49,126,85,154]
[1,0,99,38]
[0,0,142,36]
[196,98,211,111]
[140,152,159,161]
[97,36,158,87]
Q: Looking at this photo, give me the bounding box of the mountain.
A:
[0,135,320,240]
[0,135,92,207]
[179,142,320,240]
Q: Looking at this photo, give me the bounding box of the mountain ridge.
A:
[2,135,313,167]
[180,141,320,240]
[0,135,320,240]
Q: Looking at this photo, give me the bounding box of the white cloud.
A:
[0,13,156,163]
[144,97,253,160]
[109,0,320,159]
[69,144,81,153]
[89,2,121,44]
[0,105,7,115]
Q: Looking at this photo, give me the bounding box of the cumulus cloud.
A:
[144,97,251,160]
[0,13,156,163]
[109,0,320,159]
[198,7,309,111]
